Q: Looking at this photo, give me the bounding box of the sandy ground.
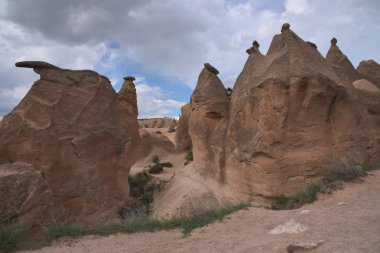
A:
[21,170,380,253]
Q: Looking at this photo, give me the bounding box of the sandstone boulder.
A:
[356,60,380,88]
[0,62,140,226]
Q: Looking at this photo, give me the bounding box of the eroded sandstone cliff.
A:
[185,24,380,198]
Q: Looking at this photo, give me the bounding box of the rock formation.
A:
[188,63,230,179]
[326,38,359,83]
[0,62,140,226]
[135,128,177,161]
[138,117,177,128]
[184,24,380,198]
[356,60,380,88]
[352,79,380,127]
[174,103,192,151]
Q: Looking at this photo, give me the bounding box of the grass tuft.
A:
[272,162,380,210]
[185,148,193,165]
[323,163,366,184]
[38,203,249,248]
[181,203,249,235]
[0,222,26,253]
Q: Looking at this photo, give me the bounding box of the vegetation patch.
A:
[0,222,26,253]
[14,203,249,252]
[272,162,380,210]
[168,125,176,133]
[148,156,173,174]
[48,203,248,239]
[123,172,155,219]
[184,148,193,165]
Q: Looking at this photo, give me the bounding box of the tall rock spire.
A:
[326,37,359,82]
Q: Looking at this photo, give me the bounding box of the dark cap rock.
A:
[281,23,290,32]
[15,61,59,69]
[123,76,136,81]
[331,37,337,45]
[252,40,260,48]
[204,63,219,75]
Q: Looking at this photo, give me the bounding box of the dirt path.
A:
[21,170,380,253]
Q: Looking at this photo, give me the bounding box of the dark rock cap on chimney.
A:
[123,76,136,81]
[204,63,219,75]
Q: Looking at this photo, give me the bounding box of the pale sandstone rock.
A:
[352,79,380,126]
[353,79,379,92]
[0,62,140,226]
[269,219,308,235]
[356,59,380,88]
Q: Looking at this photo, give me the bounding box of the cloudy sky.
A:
[0,0,379,118]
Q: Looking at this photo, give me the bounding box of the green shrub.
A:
[0,222,26,253]
[148,163,164,174]
[120,201,148,222]
[128,172,152,197]
[185,148,193,164]
[160,162,173,168]
[271,184,321,210]
[148,156,172,173]
[152,155,160,164]
[181,203,249,235]
[324,163,366,184]
[362,162,380,172]
[45,223,88,242]
[168,126,176,133]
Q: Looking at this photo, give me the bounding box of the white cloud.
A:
[285,0,311,15]
[135,78,185,118]
[0,0,379,117]
[1,85,29,100]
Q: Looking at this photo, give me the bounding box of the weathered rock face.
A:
[353,79,380,127]
[174,103,192,151]
[326,38,359,83]
[185,25,380,198]
[0,62,140,226]
[188,64,230,179]
[0,162,55,224]
[138,117,177,128]
[356,60,380,88]
[135,128,177,160]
